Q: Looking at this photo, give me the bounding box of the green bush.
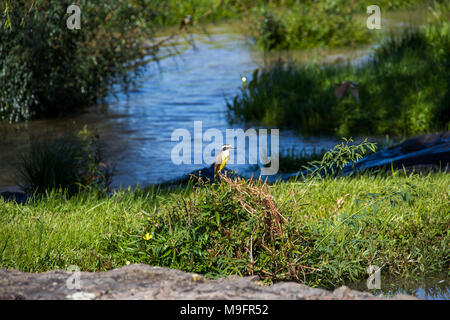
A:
[16,128,114,195]
[250,1,373,50]
[266,147,327,173]
[0,0,158,122]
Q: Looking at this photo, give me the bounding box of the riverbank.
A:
[228,3,449,136]
[1,169,448,294]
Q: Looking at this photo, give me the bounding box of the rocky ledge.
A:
[0,264,416,300]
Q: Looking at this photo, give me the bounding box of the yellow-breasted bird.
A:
[214,144,235,175]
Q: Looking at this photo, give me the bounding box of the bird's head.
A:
[221,144,235,151]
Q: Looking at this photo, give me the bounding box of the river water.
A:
[346,272,449,300]
[0,9,431,191]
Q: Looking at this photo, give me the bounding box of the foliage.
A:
[115,174,314,281]
[16,127,114,195]
[228,4,450,136]
[227,65,339,135]
[250,1,372,51]
[306,138,377,177]
[0,0,159,122]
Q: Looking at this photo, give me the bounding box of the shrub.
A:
[250,1,373,50]
[118,174,314,282]
[16,127,114,195]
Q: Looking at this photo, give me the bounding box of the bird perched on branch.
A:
[214,144,235,175]
[334,81,360,103]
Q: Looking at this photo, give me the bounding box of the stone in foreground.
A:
[0,264,416,300]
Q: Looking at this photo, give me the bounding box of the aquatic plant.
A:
[228,4,450,136]
[16,128,114,195]
[0,0,159,122]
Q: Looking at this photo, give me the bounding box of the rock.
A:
[0,264,417,300]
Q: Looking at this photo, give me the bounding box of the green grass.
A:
[227,4,450,136]
[0,0,434,122]
[249,1,374,51]
[1,170,448,288]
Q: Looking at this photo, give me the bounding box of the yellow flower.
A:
[143,232,152,240]
[126,261,130,265]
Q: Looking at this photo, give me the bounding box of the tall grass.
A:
[1,170,447,287]
[228,4,450,136]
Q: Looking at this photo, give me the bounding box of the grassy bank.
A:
[1,170,448,288]
[228,4,450,136]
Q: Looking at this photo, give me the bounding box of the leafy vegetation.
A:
[305,138,377,177]
[0,0,162,122]
[250,1,372,50]
[247,0,431,50]
[15,126,114,195]
[228,3,450,136]
[1,140,448,288]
